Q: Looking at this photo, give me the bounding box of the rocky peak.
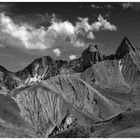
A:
[81,44,102,67]
[115,37,137,59]
[82,44,99,56]
[32,55,54,66]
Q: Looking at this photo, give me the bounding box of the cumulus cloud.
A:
[69,54,77,60]
[48,20,75,37]
[87,31,95,39]
[76,17,95,40]
[0,13,48,49]
[53,48,61,56]
[92,14,117,31]
[75,15,116,39]
[0,13,117,51]
[122,3,133,9]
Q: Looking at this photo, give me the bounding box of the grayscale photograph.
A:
[0,1,140,138]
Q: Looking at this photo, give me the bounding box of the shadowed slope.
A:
[0,93,37,137]
[50,109,140,138]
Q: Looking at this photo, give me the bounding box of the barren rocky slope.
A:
[50,109,140,138]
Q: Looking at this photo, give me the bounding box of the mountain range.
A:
[1,37,140,137]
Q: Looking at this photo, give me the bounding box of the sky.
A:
[0,2,140,71]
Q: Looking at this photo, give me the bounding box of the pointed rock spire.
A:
[82,44,100,57]
[81,44,103,68]
[115,37,137,59]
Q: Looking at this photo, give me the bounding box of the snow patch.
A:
[25,73,42,84]
[119,60,123,72]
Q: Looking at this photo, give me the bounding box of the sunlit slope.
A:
[81,50,140,109]
[42,75,123,119]
[118,52,140,108]
[119,52,140,86]
[81,59,131,93]
[12,74,129,136]
[13,81,101,136]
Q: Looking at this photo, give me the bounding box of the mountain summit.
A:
[115,37,137,59]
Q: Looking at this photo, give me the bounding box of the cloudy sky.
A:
[0,2,140,71]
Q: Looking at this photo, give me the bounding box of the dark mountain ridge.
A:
[0,37,137,90]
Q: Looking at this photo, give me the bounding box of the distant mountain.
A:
[0,37,138,91]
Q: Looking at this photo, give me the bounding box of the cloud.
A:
[0,13,77,50]
[0,13,117,52]
[69,54,77,60]
[49,20,75,37]
[72,40,85,47]
[106,4,114,9]
[76,17,95,40]
[53,48,61,56]
[87,31,95,40]
[122,3,133,9]
[0,13,79,50]
[121,3,140,12]
[0,13,48,50]
[91,4,101,9]
[91,4,113,9]
[92,14,117,31]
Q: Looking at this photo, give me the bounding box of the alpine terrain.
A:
[1,37,140,137]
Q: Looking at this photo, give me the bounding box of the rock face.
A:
[12,74,136,137]
[0,37,140,137]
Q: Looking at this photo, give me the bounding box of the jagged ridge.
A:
[0,37,138,91]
